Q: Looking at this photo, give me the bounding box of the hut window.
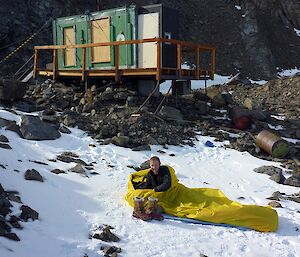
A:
[91,17,111,63]
[63,26,76,66]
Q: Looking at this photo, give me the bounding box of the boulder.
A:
[19,205,39,221]
[284,175,300,187]
[254,165,282,176]
[20,115,61,140]
[159,106,183,121]
[112,135,130,147]
[269,171,286,184]
[24,169,44,182]
[0,79,27,101]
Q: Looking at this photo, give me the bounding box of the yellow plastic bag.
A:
[125,166,278,232]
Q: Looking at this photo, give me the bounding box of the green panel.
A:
[54,6,137,71]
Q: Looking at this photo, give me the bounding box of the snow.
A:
[0,109,300,257]
[234,5,241,11]
[278,68,300,77]
[294,28,300,37]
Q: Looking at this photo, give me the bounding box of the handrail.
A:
[33,37,216,81]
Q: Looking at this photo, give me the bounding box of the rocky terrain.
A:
[1,0,300,79]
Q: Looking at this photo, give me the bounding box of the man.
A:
[136,156,171,192]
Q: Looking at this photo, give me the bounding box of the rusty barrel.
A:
[255,130,289,158]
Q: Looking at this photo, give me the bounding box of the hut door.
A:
[63,27,76,66]
[138,13,159,68]
[91,17,111,63]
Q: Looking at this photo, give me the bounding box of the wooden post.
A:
[53,49,57,80]
[211,48,216,80]
[177,44,182,80]
[81,47,86,82]
[156,39,161,81]
[114,45,119,82]
[33,49,38,79]
[196,47,200,80]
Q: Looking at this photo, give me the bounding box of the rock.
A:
[254,166,282,176]
[193,91,210,102]
[3,232,20,241]
[0,196,12,216]
[158,106,183,121]
[68,164,87,176]
[7,192,22,203]
[111,135,130,147]
[284,175,300,187]
[0,79,27,101]
[147,135,159,145]
[268,201,282,208]
[24,169,44,182]
[132,145,151,151]
[63,115,77,127]
[249,110,269,121]
[101,246,121,256]
[194,101,209,114]
[0,135,9,142]
[269,171,286,184]
[50,169,66,174]
[19,205,39,221]
[0,143,12,149]
[59,126,71,134]
[140,160,150,170]
[211,93,226,108]
[20,115,61,140]
[243,98,255,110]
[92,226,120,242]
[9,215,22,229]
[56,153,88,166]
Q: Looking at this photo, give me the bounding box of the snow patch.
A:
[278,68,300,77]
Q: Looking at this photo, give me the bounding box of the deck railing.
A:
[34,38,216,82]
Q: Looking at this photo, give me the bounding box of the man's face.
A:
[150,159,160,175]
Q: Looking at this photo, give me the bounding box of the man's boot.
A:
[132,197,152,221]
[145,197,164,221]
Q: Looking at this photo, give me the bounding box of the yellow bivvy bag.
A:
[125,166,278,232]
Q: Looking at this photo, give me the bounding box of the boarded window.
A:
[91,17,111,63]
[63,27,76,66]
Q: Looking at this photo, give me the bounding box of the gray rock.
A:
[0,143,12,149]
[50,169,66,174]
[140,160,150,170]
[112,135,130,147]
[284,175,300,187]
[20,115,61,140]
[19,205,39,221]
[159,106,183,121]
[254,166,282,176]
[268,201,282,208]
[68,164,87,176]
[59,126,71,134]
[132,145,151,151]
[269,171,286,184]
[211,93,227,108]
[24,169,44,182]
[7,192,22,203]
[0,135,9,142]
[3,232,20,241]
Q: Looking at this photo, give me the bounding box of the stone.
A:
[0,135,9,142]
[51,169,66,174]
[9,215,22,229]
[140,160,150,170]
[19,205,39,221]
[69,164,87,176]
[159,106,183,121]
[59,126,71,134]
[92,226,120,242]
[132,145,151,151]
[111,135,130,147]
[20,115,61,141]
[0,79,27,101]
[7,192,22,203]
[243,98,255,110]
[0,143,12,149]
[24,169,44,182]
[269,171,286,184]
[268,201,282,208]
[211,93,226,108]
[284,175,300,187]
[254,166,282,176]
[3,232,20,241]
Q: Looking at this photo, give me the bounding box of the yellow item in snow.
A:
[125,166,278,232]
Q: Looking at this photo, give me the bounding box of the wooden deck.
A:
[34,38,216,82]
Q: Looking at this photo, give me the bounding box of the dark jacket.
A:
[135,166,172,192]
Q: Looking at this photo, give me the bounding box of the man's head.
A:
[150,156,161,175]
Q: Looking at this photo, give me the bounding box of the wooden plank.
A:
[33,49,38,79]
[53,49,57,80]
[196,47,200,80]
[81,48,86,81]
[177,44,182,80]
[91,17,111,63]
[156,39,161,80]
[211,48,216,80]
[63,27,76,66]
[114,45,119,81]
